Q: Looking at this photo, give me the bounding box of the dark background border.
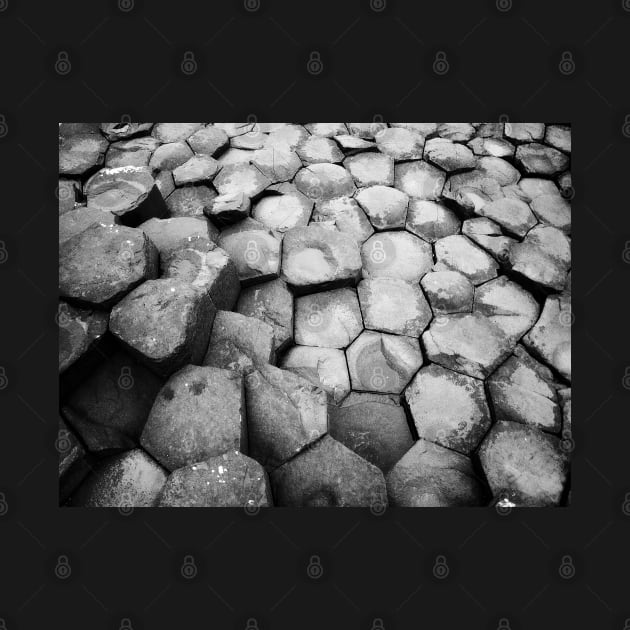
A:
[0,0,628,628]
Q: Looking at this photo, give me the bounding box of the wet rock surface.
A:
[60,122,571,508]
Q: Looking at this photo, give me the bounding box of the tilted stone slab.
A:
[355,185,409,230]
[59,133,108,176]
[344,153,395,187]
[187,125,229,156]
[434,234,498,285]
[149,142,193,171]
[405,199,461,243]
[515,143,569,176]
[424,138,477,172]
[310,196,374,246]
[213,163,271,198]
[420,270,473,314]
[476,197,537,238]
[294,163,355,200]
[58,301,108,374]
[140,216,219,259]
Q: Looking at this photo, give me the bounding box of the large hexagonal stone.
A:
[110,279,216,376]
[386,439,486,507]
[422,313,512,379]
[297,135,344,163]
[59,224,159,309]
[405,199,460,243]
[59,133,108,176]
[294,288,363,348]
[270,435,387,507]
[405,364,491,455]
[188,125,229,156]
[310,196,374,245]
[434,235,498,285]
[213,163,271,198]
[478,421,568,506]
[361,231,432,282]
[394,160,446,199]
[158,451,272,507]
[140,216,219,258]
[346,330,423,394]
[140,365,246,471]
[152,123,204,143]
[294,163,355,200]
[252,191,313,232]
[245,364,327,471]
[515,143,569,175]
[344,153,395,187]
[420,271,473,314]
[375,127,424,160]
[423,138,477,172]
[355,185,409,229]
[281,225,361,293]
[149,142,193,171]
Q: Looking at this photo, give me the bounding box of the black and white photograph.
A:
[58,121,572,508]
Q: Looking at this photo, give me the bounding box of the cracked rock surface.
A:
[59,122,571,508]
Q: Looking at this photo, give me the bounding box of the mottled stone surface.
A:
[310,196,374,245]
[294,163,355,200]
[434,235,498,285]
[477,197,537,237]
[424,138,477,172]
[166,185,217,218]
[141,365,245,471]
[406,199,460,242]
[344,153,395,187]
[394,160,446,199]
[515,143,569,175]
[355,185,408,229]
[252,191,313,232]
[213,163,271,198]
[421,271,473,314]
[375,127,424,160]
[187,125,229,156]
[140,217,219,259]
[149,142,193,171]
[172,155,220,186]
[59,133,108,176]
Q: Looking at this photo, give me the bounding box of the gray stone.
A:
[515,143,569,175]
[158,451,272,507]
[203,310,275,375]
[358,278,431,336]
[361,231,433,282]
[58,302,108,374]
[424,138,477,172]
[310,196,374,245]
[187,125,229,156]
[437,123,475,142]
[265,124,309,150]
[422,312,512,379]
[213,162,271,198]
[344,153,395,187]
[375,127,424,160]
[205,191,250,225]
[333,135,376,152]
[394,161,446,199]
[58,418,88,501]
[544,125,571,153]
[297,136,344,163]
[479,421,568,506]
[213,122,256,138]
[172,155,220,186]
[434,234,498,285]
[355,185,409,230]
[251,145,302,182]
[488,346,561,433]
[152,123,204,143]
[294,163,356,200]
[405,199,460,242]
[477,156,521,186]
[468,136,515,158]
[72,449,167,507]
[280,346,350,403]
[504,123,545,143]
[420,270,473,314]
[245,364,327,470]
[329,393,413,473]
[281,225,361,293]
[100,122,153,141]
[105,137,157,168]
[58,179,80,215]
[461,217,516,263]
[231,126,267,150]
[166,185,217,218]
[59,133,108,175]
[252,191,313,232]
[140,217,219,259]
[390,122,438,136]
[271,435,387,507]
[236,279,294,352]
[530,193,571,232]
[59,223,158,309]
[476,197,537,237]
[405,364,491,455]
[59,206,117,244]
[347,122,388,139]
[154,170,175,198]
[346,330,423,395]
[149,142,193,171]
[110,279,216,377]
[305,123,348,137]
[140,365,245,471]
[386,439,486,507]
[518,177,560,200]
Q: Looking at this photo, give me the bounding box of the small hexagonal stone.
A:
[358,278,431,336]
[305,123,348,137]
[295,288,362,348]
[523,295,571,382]
[280,346,350,403]
[58,302,108,374]
[236,279,293,352]
[468,136,515,158]
[187,125,229,156]
[203,311,275,375]
[437,122,475,142]
[530,193,571,232]
[100,122,153,141]
[344,153,395,187]
[59,133,108,175]
[504,123,545,143]
[271,435,387,507]
[140,217,219,258]
[162,242,240,310]
[204,191,250,225]
[172,155,219,186]
[152,123,204,143]
[375,127,424,160]
[461,217,516,262]
[329,393,413,472]
[149,142,194,171]
[281,225,361,293]
[515,143,569,175]
[140,365,245,471]
[422,313,512,379]
[85,166,168,226]
[110,279,216,376]
[62,350,164,451]
[60,224,158,308]
[213,163,271,198]
[434,235,498,285]
[420,271,473,314]
[476,197,537,237]
[245,364,327,470]
[347,122,387,139]
[355,185,409,230]
[405,199,460,242]
[479,421,568,506]
[488,346,561,433]
[509,225,570,290]
[361,231,433,282]
[394,160,445,199]
[386,439,486,507]
[217,219,281,285]
[294,163,355,200]
[473,276,539,342]
[405,364,491,455]
[424,138,477,172]
[158,451,272,507]
[544,125,571,153]
[310,197,374,245]
[297,136,344,163]
[250,145,302,182]
[72,449,167,507]
[346,331,423,394]
[106,137,158,168]
[252,191,313,232]
[59,206,117,245]
[167,185,217,218]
